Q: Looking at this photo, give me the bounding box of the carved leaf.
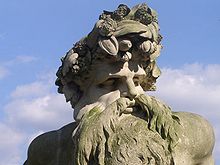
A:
[148,23,158,42]
[98,36,119,56]
[139,30,152,39]
[114,20,148,37]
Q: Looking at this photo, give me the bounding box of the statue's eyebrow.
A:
[95,72,115,84]
[98,73,123,83]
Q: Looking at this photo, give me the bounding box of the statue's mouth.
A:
[123,99,138,113]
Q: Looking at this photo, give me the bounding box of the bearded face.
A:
[73,59,147,121]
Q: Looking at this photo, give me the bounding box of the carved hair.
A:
[55,3,162,107]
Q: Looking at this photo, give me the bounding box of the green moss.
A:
[86,106,102,118]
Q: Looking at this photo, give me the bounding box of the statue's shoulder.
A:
[31,122,77,144]
[173,111,215,147]
[172,112,215,164]
[24,122,78,165]
[173,111,214,131]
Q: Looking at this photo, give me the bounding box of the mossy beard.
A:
[72,94,180,165]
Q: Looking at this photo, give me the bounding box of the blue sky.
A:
[0,0,220,164]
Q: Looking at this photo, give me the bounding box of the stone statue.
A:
[24,4,215,165]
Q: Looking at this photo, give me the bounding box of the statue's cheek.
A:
[97,90,121,108]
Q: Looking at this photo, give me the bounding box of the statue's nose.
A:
[124,77,138,99]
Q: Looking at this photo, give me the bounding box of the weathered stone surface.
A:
[24,3,215,165]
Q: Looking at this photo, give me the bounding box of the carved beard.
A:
[72,94,180,165]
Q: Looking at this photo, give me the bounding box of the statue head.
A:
[55,3,162,120]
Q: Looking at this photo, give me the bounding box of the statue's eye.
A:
[133,77,140,86]
[133,76,144,86]
[98,78,119,88]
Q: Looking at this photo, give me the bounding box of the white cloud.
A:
[5,94,73,131]
[0,66,9,79]
[151,63,220,162]
[11,81,51,98]
[4,73,73,131]
[152,63,220,117]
